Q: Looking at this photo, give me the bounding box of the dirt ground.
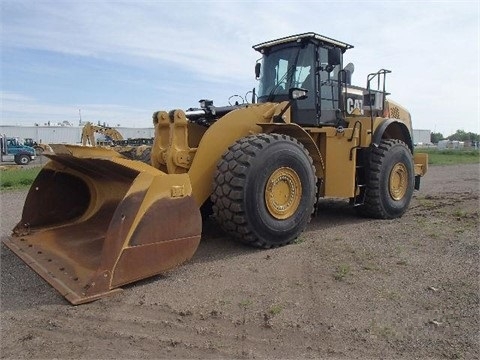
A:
[0,163,478,359]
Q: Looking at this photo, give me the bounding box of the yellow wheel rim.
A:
[265,167,302,219]
[389,163,408,201]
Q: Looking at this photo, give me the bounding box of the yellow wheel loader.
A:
[4,33,428,304]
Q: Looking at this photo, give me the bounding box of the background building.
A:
[0,125,154,145]
[412,129,432,146]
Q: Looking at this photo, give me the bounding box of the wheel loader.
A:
[3,32,428,304]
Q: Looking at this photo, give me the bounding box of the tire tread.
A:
[212,133,315,248]
[359,139,413,219]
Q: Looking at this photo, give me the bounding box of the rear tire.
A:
[212,133,316,248]
[15,155,30,165]
[357,139,414,219]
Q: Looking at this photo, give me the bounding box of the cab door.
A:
[316,46,342,125]
[290,43,318,126]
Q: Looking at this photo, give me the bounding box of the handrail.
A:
[366,69,391,134]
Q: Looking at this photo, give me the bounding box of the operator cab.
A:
[253,32,353,126]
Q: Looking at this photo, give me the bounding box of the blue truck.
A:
[0,135,36,165]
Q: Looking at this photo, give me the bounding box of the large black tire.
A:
[15,154,30,165]
[212,133,316,248]
[358,139,414,219]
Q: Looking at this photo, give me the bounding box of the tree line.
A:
[430,130,480,144]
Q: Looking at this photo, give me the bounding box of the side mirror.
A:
[289,88,308,101]
[255,63,261,79]
[328,47,342,66]
[273,88,309,123]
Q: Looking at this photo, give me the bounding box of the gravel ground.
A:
[0,163,479,359]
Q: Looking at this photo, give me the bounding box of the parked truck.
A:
[0,135,36,165]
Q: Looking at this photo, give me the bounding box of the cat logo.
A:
[346,98,364,115]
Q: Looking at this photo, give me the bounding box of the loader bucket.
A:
[3,145,202,304]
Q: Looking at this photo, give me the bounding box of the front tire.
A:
[15,155,30,165]
[358,139,414,219]
[212,133,316,248]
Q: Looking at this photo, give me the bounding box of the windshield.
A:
[257,43,315,102]
[8,138,19,147]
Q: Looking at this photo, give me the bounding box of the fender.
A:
[187,103,278,206]
[372,118,413,152]
[259,122,325,179]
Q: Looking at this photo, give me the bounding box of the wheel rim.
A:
[264,167,302,219]
[389,163,408,201]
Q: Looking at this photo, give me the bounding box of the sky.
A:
[1,0,479,136]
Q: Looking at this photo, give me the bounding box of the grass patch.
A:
[381,290,401,301]
[416,197,436,209]
[0,167,41,190]
[370,320,397,339]
[293,236,305,244]
[333,264,351,281]
[377,325,397,338]
[269,304,283,316]
[418,148,480,165]
[217,299,232,306]
[453,209,468,218]
[238,299,252,308]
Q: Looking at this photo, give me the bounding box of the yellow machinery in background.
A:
[80,122,153,163]
[81,122,124,146]
[4,33,427,304]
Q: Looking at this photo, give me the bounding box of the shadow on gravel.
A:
[308,198,374,231]
[1,198,373,310]
[192,198,373,265]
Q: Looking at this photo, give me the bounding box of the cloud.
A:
[2,2,348,82]
[1,1,479,134]
[2,1,260,83]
